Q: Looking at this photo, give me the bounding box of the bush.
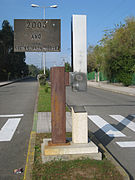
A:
[38,74,46,86]
[117,72,133,86]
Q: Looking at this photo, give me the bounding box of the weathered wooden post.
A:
[50,67,66,144]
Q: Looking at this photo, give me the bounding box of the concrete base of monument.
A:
[41,138,102,163]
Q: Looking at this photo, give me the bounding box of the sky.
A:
[0,0,135,69]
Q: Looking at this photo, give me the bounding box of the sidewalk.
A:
[0,77,30,87]
[37,112,72,133]
[87,81,135,96]
[0,80,15,87]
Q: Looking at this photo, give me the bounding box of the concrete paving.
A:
[37,112,72,133]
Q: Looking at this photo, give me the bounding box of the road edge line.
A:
[23,113,37,180]
[23,130,36,180]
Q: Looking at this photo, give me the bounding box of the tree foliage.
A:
[0,20,28,81]
[28,64,40,77]
[65,62,71,72]
[87,45,104,72]
[87,17,135,86]
[39,68,50,79]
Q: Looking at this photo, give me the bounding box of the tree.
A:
[65,62,71,72]
[0,20,28,80]
[100,17,135,86]
[87,45,104,73]
[0,20,14,80]
[28,64,40,77]
[39,68,50,79]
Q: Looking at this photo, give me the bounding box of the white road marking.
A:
[88,115,126,137]
[110,115,135,132]
[0,114,24,118]
[116,141,135,147]
[0,118,21,141]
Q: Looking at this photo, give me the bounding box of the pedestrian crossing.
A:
[88,114,135,148]
[88,115,126,137]
[116,141,135,147]
[110,115,135,132]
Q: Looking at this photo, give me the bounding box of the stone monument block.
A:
[72,15,87,74]
[72,106,88,144]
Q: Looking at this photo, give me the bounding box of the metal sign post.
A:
[50,67,66,144]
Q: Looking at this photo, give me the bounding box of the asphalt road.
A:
[66,86,135,180]
[0,78,38,180]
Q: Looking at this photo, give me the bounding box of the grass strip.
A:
[32,133,123,180]
[37,83,51,112]
[38,83,70,112]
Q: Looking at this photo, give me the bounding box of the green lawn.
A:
[37,83,70,112]
[32,133,123,180]
[37,84,51,112]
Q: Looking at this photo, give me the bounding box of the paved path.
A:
[87,81,135,96]
[37,112,72,133]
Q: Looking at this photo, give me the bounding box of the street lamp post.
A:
[31,4,58,75]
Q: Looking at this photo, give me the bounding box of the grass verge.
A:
[37,83,70,112]
[37,83,51,112]
[32,133,123,180]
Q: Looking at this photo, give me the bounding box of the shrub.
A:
[116,72,133,86]
[38,74,46,86]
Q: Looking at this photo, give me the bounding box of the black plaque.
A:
[14,19,61,52]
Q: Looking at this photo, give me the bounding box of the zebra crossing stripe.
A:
[0,118,21,141]
[116,141,135,147]
[110,115,135,132]
[88,115,126,137]
[0,114,24,118]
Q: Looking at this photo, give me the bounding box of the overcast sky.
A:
[0,0,135,68]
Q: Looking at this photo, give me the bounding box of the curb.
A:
[88,131,130,180]
[0,77,31,87]
[23,130,36,180]
[23,83,39,180]
[0,81,15,87]
[87,82,135,97]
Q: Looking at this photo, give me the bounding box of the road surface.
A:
[66,86,135,180]
[0,78,38,180]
